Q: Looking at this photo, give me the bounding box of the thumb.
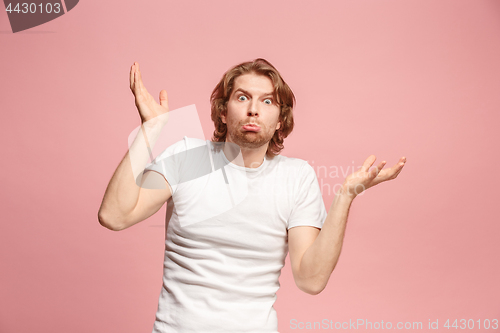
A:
[159,90,169,108]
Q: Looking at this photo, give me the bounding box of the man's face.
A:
[221,73,281,150]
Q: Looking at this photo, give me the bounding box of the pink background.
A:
[1,0,499,332]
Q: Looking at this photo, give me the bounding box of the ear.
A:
[220,104,227,125]
[275,121,281,131]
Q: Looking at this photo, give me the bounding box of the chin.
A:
[231,132,270,148]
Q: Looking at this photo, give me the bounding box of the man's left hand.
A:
[340,155,406,198]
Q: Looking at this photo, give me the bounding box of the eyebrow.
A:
[233,88,274,98]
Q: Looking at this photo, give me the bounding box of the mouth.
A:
[241,124,261,132]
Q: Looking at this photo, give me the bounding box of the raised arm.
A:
[98,63,171,231]
[288,155,406,294]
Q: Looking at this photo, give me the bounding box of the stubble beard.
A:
[227,120,275,150]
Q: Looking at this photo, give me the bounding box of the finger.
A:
[379,160,405,181]
[130,63,136,91]
[136,62,145,90]
[370,160,386,178]
[393,157,406,171]
[138,65,151,97]
[388,166,404,180]
[159,90,169,108]
[376,160,386,173]
[361,155,376,173]
[392,159,406,177]
[133,62,141,93]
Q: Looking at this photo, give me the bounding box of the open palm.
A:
[342,155,406,198]
[130,62,169,124]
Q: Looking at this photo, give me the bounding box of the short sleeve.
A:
[143,136,188,195]
[287,162,327,230]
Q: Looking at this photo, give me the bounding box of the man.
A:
[98,58,406,332]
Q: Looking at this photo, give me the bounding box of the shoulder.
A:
[184,136,208,147]
[270,154,310,170]
[151,136,206,162]
[268,154,315,180]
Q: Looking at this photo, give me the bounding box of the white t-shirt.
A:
[144,136,327,333]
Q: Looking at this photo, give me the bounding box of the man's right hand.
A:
[130,62,169,124]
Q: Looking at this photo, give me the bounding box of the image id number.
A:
[5,3,62,14]
[444,319,498,330]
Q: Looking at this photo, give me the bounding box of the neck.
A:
[223,141,268,169]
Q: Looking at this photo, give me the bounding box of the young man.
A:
[98,59,406,332]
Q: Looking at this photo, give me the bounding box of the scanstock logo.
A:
[3,0,78,33]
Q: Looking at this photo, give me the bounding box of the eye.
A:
[238,95,248,101]
[264,98,273,105]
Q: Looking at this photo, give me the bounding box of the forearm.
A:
[98,118,167,229]
[296,189,354,294]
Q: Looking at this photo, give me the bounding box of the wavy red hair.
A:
[210,58,295,158]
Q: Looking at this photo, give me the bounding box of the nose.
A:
[247,101,259,117]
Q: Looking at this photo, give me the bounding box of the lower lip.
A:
[242,125,261,132]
